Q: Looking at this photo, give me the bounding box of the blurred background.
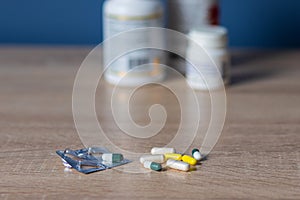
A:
[1,0,300,48]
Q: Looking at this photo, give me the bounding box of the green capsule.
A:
[192,148,199,155]
[192,148,202,161]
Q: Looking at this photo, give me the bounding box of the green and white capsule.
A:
[102,153,124,163]
[192,149,202,161]
[143,161,162,171]
[140,154,165,164]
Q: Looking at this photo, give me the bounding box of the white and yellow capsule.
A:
[181,155,197,166]
[164,153,182,161]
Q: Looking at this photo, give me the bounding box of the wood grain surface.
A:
[0,47,299,199]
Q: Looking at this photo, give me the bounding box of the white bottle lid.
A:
[105,0,162,17]
[189,25,228,48]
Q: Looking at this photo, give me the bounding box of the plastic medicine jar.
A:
[103,0,165,87]
[186,26,230,90]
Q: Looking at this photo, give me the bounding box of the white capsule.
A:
[166,159,190,172]
[140,154,165,164]
[151,147,175,155]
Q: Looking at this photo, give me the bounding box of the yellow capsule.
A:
[182,155,197,166]
[164,153,182,161]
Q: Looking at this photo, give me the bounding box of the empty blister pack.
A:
[56,147,131,174]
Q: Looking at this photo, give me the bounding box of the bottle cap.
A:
[189,25,228,48]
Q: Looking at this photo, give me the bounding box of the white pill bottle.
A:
[186,26,230,90]
[103,0,165,87]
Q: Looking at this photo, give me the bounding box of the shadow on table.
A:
[230,50,290,86]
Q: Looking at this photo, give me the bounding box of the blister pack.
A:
[56,147,131,174]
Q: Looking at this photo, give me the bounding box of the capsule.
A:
[143,161,162,171]
[166,159,190,172]
[164,153,182,161]
[140,154,165,164]
[181,155,197,166]
[192,149,202,161]
[151,147,175,155]
[102,153,123,163]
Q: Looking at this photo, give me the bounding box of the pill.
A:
[102,153,123,163]
[166,159,190,172]
[140,154,165,164]
[182,155,197,166]
[164,153,182,161]
[143,161,162,171]
[151,147,175,155]
[192,148,202,161]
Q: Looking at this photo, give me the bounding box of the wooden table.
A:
[0,47,299,199]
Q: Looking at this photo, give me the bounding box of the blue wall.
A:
[220,0,300,48]
[1,0,300,47]
[0,0,103,45]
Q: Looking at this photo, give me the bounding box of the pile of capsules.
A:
[140,147,203,172]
